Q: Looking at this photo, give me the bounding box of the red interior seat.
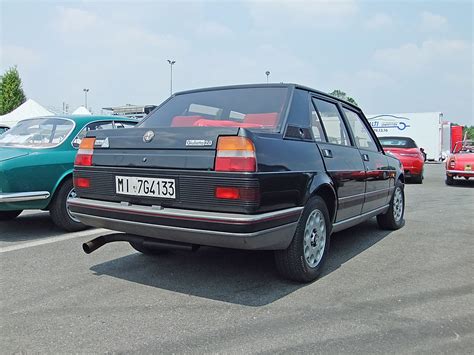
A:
[171,116,203,127]
[193,119,242,127]
[243,112,278,127]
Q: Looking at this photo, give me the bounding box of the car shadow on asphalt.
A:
[0,211,66,242]
[445,179,474,188]
[89,218,393,307]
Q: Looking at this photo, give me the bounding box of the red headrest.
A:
[171,115,203,127]
[243,112,278,127]
[193,119,242,127]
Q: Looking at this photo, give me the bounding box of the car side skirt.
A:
[332,204,390,233]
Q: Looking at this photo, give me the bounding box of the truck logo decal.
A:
[143,130,155,143]
[368,115,411,133]
[186,139,213,147]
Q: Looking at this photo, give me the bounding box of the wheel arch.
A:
[397,172,405,184]
[46,169,74,209]
[307,173,337,223]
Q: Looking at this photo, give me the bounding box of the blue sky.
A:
[1,0,473,125]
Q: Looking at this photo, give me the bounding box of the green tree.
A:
[0,66,27,115]
[463,126,474,140]
[329,89,358,106]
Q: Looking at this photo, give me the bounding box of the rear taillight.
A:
[215,136,256,172]
[74,177,90,188]
[449,159,456,168]
[74,137,96,166]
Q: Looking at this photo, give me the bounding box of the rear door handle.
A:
[362,154,370,161]
[322,149,333,158]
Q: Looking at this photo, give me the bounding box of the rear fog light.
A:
[215,187,240,199]
[74,177,91,188]
[215,187,260,201]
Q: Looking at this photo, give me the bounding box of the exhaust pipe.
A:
[82,233,199,254]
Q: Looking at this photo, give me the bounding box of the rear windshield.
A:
[140,87,289,131]
[0,117,74,148]
[379,137,417,148]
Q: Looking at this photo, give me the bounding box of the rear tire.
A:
[129,241,169,255]
[377,180,405,230]
[49,178,87,232]
[274,196,331,283]
[412,173,423,184]
[445,175,454,185]
[0,210,22,221]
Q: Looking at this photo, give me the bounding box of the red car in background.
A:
[445,140,474,185]
[379,136,425,184]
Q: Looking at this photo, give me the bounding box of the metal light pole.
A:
[167,60,176,95]
[83,88,89,108]
[265,71,270,83]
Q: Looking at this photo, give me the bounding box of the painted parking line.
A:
[0,229,107,253]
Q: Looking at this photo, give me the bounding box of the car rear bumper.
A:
[0,191,50,203]
[446,170,474,177]
[68,198,302,250]
[402,164,423,177]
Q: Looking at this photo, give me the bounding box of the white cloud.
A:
[197,22,233,37]
[52,6,187,53]
[1,45,42,69]
[360,39,473,122]
[420,11,447,31]
[365,13,393,30]
[373,39,471,72]
[55,7,98,32]
[247,0,358,29]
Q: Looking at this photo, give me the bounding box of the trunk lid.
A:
[89,127,240,170]
[0,147,30,163]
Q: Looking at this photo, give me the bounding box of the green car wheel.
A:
[49,178,87,232]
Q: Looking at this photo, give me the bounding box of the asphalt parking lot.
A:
[1,163,473,353]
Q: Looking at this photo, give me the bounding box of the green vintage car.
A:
[0,115,137,230]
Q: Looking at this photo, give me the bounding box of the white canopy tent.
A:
[0,99,54,128]
[72,106,92,115]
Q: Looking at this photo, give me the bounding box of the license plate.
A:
[115,176,176,199]
[465,165,472,171]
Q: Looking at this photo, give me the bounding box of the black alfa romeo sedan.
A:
[69,84,405,282]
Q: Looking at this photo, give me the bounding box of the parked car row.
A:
[1,84,471,283]
[377,135,474,186]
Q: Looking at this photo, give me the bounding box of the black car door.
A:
[311,97,366,222]
[341,106,391,213]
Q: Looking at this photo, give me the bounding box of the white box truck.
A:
[366,112,445,161]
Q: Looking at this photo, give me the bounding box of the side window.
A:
[72,121,114,148]
[114,121,136,129]
[312,98,351,146]
[310,102,327,142]
[343,108,379,152]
